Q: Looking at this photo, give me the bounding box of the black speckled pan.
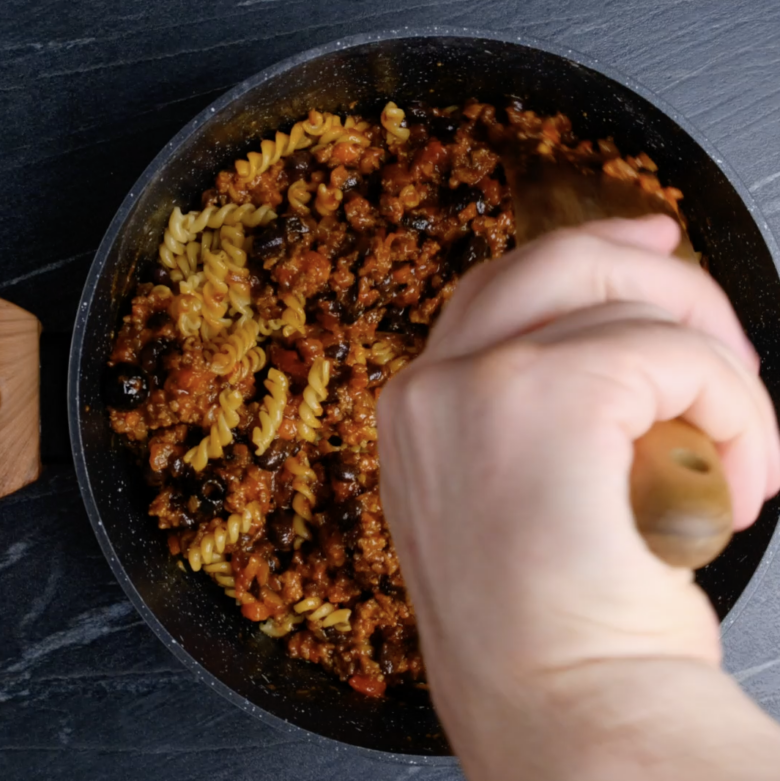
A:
[68,28,780,760]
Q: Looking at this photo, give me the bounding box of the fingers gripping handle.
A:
[630,419,733,569]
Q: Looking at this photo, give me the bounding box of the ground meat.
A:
[107,99,685,694]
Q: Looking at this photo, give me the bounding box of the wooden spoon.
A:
[0,298,42,497]
[501,154,733,569]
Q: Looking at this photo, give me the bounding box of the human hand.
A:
[377,216,780,779]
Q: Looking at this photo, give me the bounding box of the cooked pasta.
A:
[279,293,306,337]
[183,388,243,471]
[381,101,410,143]
[287,177,313,213]
[314,182,343,217]
[297,357,331,442]
[208,317,266,379]
[107,99,693,697]
[252,368,289,456]
[235,125,312,183]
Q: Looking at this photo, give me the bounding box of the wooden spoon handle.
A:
[0,298,42,498]
[630,419,733,569]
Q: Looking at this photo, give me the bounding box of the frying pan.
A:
[67,28,780,759]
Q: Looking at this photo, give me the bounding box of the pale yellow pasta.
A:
[158,207,191,272]
[322,608,351,628]
[200,248,233,339]
[369,340,396,366]
[257,317,285,336]
[158,204,276,284]
[291,598,348,631]
[381,101,410,143]
[235,124,312,183]
[311,125,371,151]
[308,602,336,622]
[293,596,323,614]
[187,202,278,232]
[286,454,317,554]
[301,109,341,137]
[170,290,203,338]
[314,182,343,217]
[183,388,243,471]
[208,317,267,379]
[185,502,263,603]
[259,613,305,638]
[297,357,331,443]
[286,453,317,521]
[279,293,306,337]
[186,501,262,572]
[287,178,313,213]
[252,368,289,456]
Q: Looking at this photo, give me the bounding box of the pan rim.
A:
[68,25,780,762]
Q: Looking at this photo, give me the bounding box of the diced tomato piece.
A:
[241,602,272,622]
[348,675,386,697]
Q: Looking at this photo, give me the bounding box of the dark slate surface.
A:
[2,2,780,779]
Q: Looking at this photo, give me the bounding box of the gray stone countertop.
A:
[2,1,780,778]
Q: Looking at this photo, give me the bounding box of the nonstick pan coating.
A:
[69,29,780,758]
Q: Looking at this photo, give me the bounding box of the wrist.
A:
[431,656,780,781]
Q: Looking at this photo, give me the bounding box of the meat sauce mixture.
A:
[107,99,684,697]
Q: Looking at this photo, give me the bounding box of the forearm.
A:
[433,658,780,781]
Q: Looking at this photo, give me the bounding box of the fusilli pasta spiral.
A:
[159,204,276,283]
[287,178,314,213]
[292,598,351,632]
[200,248,233,340]
[381,101,410,143]
[208,317,267,380]
[184,388,243,471]
[297,357,331,443]
[285,453,317,550]
[186,501,264,572]
[279,294,306,337]
[235,124,312,183]
[252,368,289,456]
[314,183,343,217]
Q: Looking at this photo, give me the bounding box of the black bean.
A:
[341,171,361,191]
[250,221,286,261]
[285,150,315,182]
[331,497,363,531]
[139,337,172,375]
[146,311,172,330]
[379,641,406,676]
[323,453,359,484]
[104,363,149,410]
[151,266,173,287]
[429,114,459,142]
[447,234,490,274]
[328,435,343,448]
[198,476,226,515]
[177,508,198,529]
[367,363,384,385]
[169,456,186,479]
[281,215,309,240]
[379,575,406,600]
[268,510,296,550]
[255,438,298,472]
[324,341,350,362]
[364,170,383,202]
[405,101,432,122]
[341,281,364,325]
[378,306,408,334]
[443,184,487,216]
[401,214,433,233]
